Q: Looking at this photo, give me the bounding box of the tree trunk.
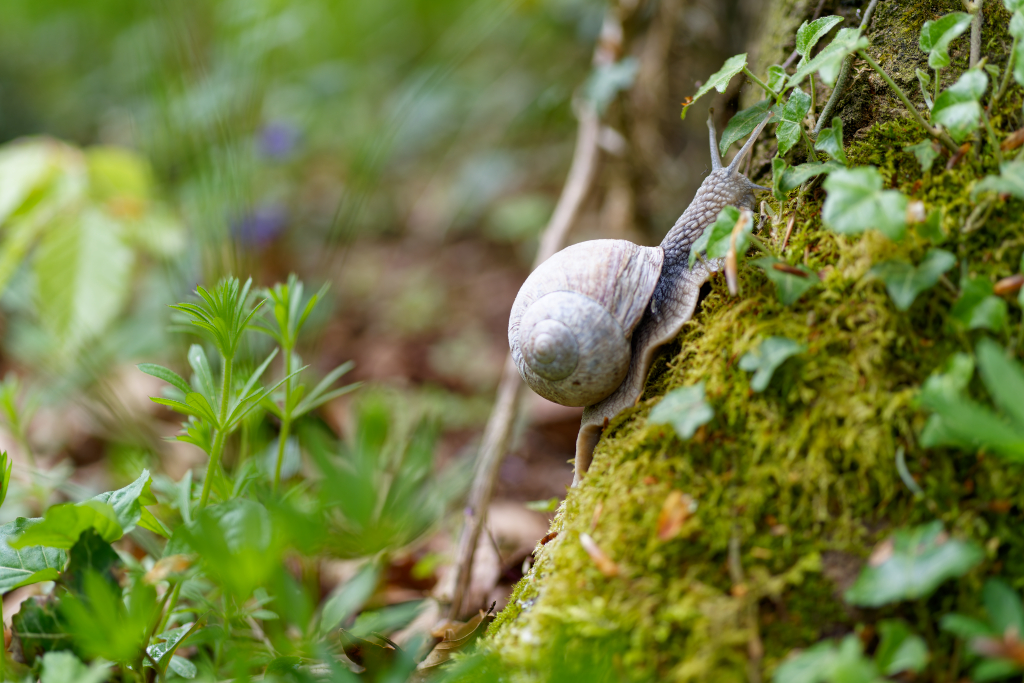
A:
[480,0,1022,680]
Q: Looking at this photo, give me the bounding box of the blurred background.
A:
[0,0,755,619]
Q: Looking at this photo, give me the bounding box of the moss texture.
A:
[481,1,1024,681]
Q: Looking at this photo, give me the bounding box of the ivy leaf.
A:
[772,636,879,683]
[773,89,812,155]
[868,249,957,311]
[916,69,934,109]
[917,209,945,242]
[766,65,787,93]
[698,206,750,261]
[720,100,772,155]
[682,54,747,120]
[648,383,714,440]
[778,161,843,193]
[932,69,989,144]
[795,16,845,59]
[11,501,122,550]
[788,28,869,88]
[844,522,983,607]
[904,140,940,173]
[972,160,1024,199]
[751,257,820,305]
[814,116,847,165]
[822,166,908,240]
[772,156,789,200]
[950,277,1008,331]
[919,12,972,68]
[738,337,805,392]
[0,519,66,592]
[875,620,929,676]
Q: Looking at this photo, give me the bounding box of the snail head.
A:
[703,109,773,210]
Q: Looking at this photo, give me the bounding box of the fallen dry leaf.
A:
[417,603,495,672]
[579,533,619,577]
[144,555,193,585]
[656,491,695,541]
[994,274,1024,296]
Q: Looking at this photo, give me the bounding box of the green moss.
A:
[482,4,1024,681]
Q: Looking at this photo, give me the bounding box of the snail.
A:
[509,111,772,485]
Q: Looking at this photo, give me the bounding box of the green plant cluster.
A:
[483,2,1024,681]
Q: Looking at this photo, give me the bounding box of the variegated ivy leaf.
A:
[681,53,747,120]
[788,28,869,88]
[919,12,972,69]
[822,166,908,240]
[795,15,845,60]
[773,88,811,155]
[932,69,988,143]
[814,116,847,165]
[719,100,772,155]
[904,140,940,173]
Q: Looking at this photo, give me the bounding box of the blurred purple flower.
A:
[258,122,300,159]
[232,203,288,247]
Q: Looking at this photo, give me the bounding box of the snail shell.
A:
[509,240,664,406]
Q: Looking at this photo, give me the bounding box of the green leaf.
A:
[917,208,945,241]
[916,69,935,109]
[868,248,956,311]
[795,16,845,59]
[0,450,11,510]
[983,578,1024,637]
[584,57,639,114]
[919,12,972,68]
[976,339,1024,431]
[681,54,747,120]
[90,470,158,535]
[34,208,134,355]
[973,658,1024,682]
[688,207,749,269]
[844,522,984,607]
[875,620,929,675]
[772,156,789,200]
[169,656,198,679]
[62,529,120,596]
[138,363,190,396]
[766,65,787,93]
[187,344,216,405]
[40,651,111,683]
[772,635,879,683]
[920,390,1024,459]
[779,161,843,193]
[940,612,995,639]
[1007,1,1024,15]
[973,160,1024,199]
[738,337,805,392]
[60,571,158,664]
[0,139,62,226]
[648,383,714,440]
[814,117,847,165]
[11,597,72,667]
[822,166,908,240]
[932,69,989,143]
[720,100,772,155]
[751,257,820,305]
[773,89,812,155]
[1012,12,1024,85]
[950,277,1008,331]
[12,501,122,550]
[320,561,380,636]
[905,140,941,176]
[0,518,66,592]
[922,352,975,400]
[788,28,869,88]
[146,620,204,677]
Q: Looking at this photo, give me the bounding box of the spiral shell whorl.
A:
[509,240,664,407]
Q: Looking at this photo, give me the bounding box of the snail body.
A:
[508,112,773,484]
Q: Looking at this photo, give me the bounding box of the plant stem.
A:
[991,36,1018,112]
[809,77,816,123]
[199,357,234,508]
[970,0,983,69]
[157,581,183,635]
[273,347,294,492]
[980,106,1004,164]
[858,50,960,152]
[934,67,941,104]
[743,67,781,102]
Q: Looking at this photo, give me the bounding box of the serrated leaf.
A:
[720,100,772,155]
[648,383,714,440]
[951,277,1008,331]
[973,160,1024,199]
[788,28,869,88]
[868,248,956,311]
[814,117,847,164]
[681,54,747,120]
[11,501,122,550]
[751,257,820,305]
[905,140,940,173]
[919,12,972,68]
[932,69,988,143]
[822,166,908,240]
[875,620,929,675]
[0,519,66,592]
[138,363,191,396]
[844,522,983,606]
[796,16,845,58]
[738,337,805,392]
[773,89,812,155]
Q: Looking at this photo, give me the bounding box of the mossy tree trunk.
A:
[481,0,1023,681]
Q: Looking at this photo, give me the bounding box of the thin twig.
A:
[444,34,609,620]
[814,0,880,135]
